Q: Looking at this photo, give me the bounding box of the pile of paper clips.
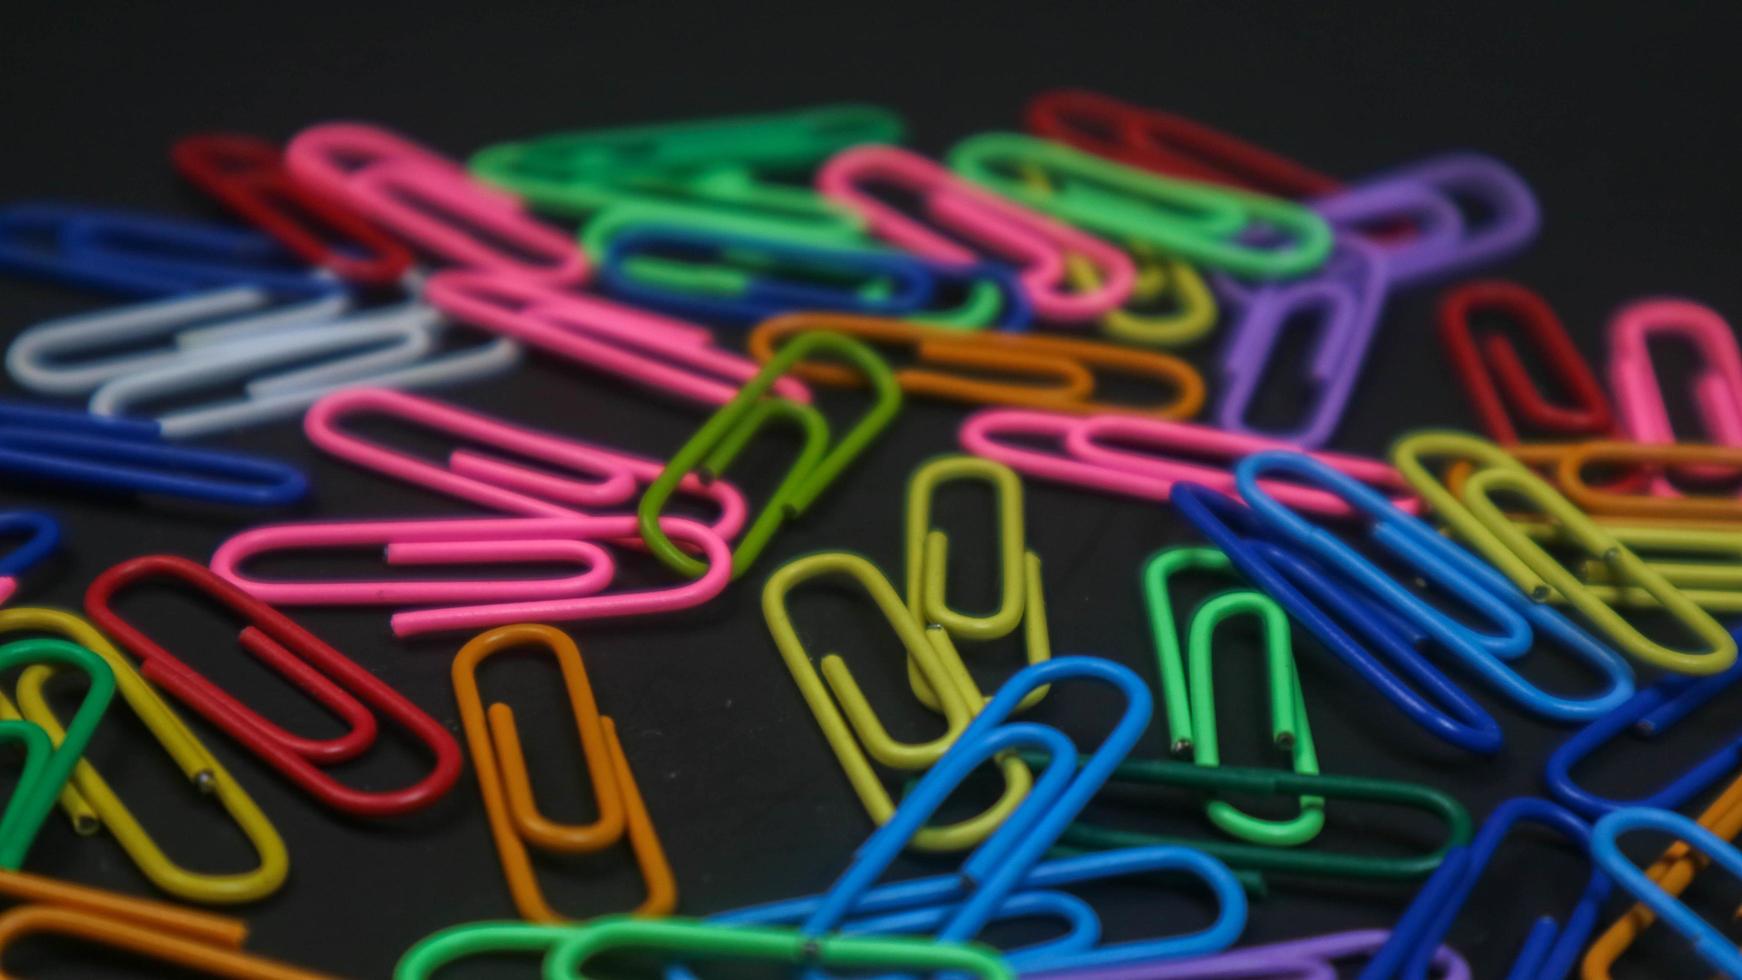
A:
[0,88,1737,977]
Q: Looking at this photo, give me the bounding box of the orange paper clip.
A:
[452,623,675,922]
[747,313,1204,419]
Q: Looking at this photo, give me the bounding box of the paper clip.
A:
[949,133,1334,280]
[818,145,1135,322]
[1590,806,1742,979]
[750,314,1202,419]
[1360,797,1609,979]
[173,133,414,287]
[453,624,674,922]
[468,103,899,232]
[1216,238,1388,447]
[426,267,809,406]
[1032,929,1471,980]
[903,456,1050,712]
[0,513,57,605]
[0,606,286,904]
[1393,430,1737,675]
[1173,483,1503,755]
[286,122,589,285]
[0,202,337,298]
[85,555,463,817]
[1546,656,1742,820]
[0,903,336,979]
[86,306,520,440]
[302,387,745,535]
[0,400,307,507]
[1554,441,1742,524]
[1238,450,1638,719]
[763,551,1030,851]
[1025,90,1342,198]
[1583,768,1742,978]
[598,224,1031,328]
[212,514,731,637]
[0,638,114,868]
[1315,153,1539,288]
[1439,280,1614,442]
[7,286,349,396]
[1608,298,1742,474]
[959,408,1415,516]
[1144,546,1322,846]
[640,330,899,580]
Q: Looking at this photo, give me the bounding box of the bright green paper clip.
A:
[0,638,114,868]
[950,132,1333,280]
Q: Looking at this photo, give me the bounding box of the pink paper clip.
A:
[1609,298,1742,492]
[425,268,809,406]
[212,514,731,637]
[958,408,1418,518]
[285,122,589,286]
[817,145,1136,323]
[303,387,746,539]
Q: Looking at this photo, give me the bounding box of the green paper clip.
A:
[950,132,1333,281]
[639,331,900,580]
[1034,754,1468,882]
[0,638,114,868]
[1143,547,1322,847]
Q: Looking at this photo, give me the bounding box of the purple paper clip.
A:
[1316,153,1539,288]
[1216,237,1388,447]
[1028,929,1470,980]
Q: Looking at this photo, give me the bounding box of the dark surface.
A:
[3,2,1742,977]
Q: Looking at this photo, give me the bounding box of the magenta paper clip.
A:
[817,145,1135,323]
[211,514,731,637]
[1609,298,1742,491]
[1216,238,1388,447]
[304,387,745,538]
[957,408,1418,518]
[1028,929,1469,980]
[425,268,809,406]
[285,122,589,286]
[1315,153,1538,288]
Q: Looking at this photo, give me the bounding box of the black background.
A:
[4,2,1742,977]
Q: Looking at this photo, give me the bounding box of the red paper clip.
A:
[1439,280,1614,443]
[85,555,463,818]
[172,134,413,287]
[1024,89,1340,198]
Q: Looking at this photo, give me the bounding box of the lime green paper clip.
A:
[639,331,901,580]
[950,132,1333,280]
[1143,547,1322,847]
[395,916,1012,980]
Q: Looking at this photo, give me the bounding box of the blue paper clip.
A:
[1234,451,1634,721]
[797,658,1244,976]
[0,202,337,298]
[0,511,59,603]
[1546,655,1742,820]
[1591,806,1742,979]
[598,224,1031,328]
[1360,797,1610,980]
[1172,483,1504,754]
[0,401,306,507]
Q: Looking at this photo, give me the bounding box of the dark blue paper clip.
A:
[0,511,59,603]
[1172,483,1504,754]
[0,401,306,507]
[1546,653,1742,820]
[1234,451,1634,721]
[598,224,1031,328]
[0,202,337,298]
[1592,806,1742,979]
[1360,797,1610,980]
[797,658,1244,976]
